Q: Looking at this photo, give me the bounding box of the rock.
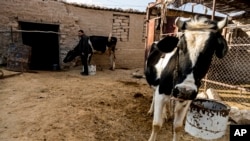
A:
[132,72,144,78]
[229,107,250,124]
[196,92,208,99]
[196,88,222,101]
[206,88,222,101]
[238,109,250,124]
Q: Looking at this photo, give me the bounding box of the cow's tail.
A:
[108,33,112,42]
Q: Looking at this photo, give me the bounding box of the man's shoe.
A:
[80,72,89,76]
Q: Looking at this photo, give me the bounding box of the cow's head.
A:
[63,50,79,63]
[159,15,228,100]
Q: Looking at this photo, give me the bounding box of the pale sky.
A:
[64,0,244,17]
[65,0,154,12]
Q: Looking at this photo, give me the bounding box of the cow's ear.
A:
[175,17,185,30]
[175,17,190,30]
[215,36,228,58]
[217,16,228,30]
[156,36,179,52]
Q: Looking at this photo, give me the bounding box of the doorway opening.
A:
[19,21,60,70]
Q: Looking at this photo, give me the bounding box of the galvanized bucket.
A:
[88,65,96,75]
[185,99,230,140]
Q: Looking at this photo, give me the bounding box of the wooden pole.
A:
[211,0,216,20]
[144,5,150,64]
[160,0,167,39]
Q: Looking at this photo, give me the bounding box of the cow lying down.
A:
[144,15,228,141]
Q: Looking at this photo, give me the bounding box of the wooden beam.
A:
[218,7,236,12]
[147,1,162,9]
[160,0,166,39]
[212,0,216,20]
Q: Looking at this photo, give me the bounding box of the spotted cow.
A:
[63,35,117,70]
[144,15,228,141]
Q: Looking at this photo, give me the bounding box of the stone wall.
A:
[0,0,146,69]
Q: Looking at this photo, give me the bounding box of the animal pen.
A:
[0,23,61,72]
[145,0,250,109]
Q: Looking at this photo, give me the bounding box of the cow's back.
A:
[89,36,117,53]
[89,36,108,53]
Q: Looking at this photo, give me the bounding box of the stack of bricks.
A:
[112,14,130,42]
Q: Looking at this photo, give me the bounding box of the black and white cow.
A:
[145,15,228,141]
[63,35,117,70]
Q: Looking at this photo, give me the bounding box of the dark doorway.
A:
[19,21,60,70]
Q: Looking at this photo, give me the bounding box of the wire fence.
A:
[201,36,250,108]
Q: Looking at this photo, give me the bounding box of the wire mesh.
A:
[201,37,250,108]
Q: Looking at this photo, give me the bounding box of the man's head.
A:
[78,30,84,37]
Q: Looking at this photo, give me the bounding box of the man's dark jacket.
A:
[77,35,92,55]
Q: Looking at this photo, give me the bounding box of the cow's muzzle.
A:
[173,87,197,100]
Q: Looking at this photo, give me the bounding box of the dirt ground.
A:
[0,66,230,141]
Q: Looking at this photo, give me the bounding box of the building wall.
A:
[66,5,146,69]
[0,0,146,69]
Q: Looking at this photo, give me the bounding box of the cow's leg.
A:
[172,100,191,141]
[165,99,174,121]
[148,90,169,119]
[110,51,115,70]
[148,88,169,141]
[108,48,115,70]
[148,91,155,115]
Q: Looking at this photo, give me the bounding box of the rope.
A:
[202,79,250,92]
[0,29,66,35]
[170,35,181,136]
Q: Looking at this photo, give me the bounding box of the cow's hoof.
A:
[147,111,153,116]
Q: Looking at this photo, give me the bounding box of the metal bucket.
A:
[184,99,230,140]
[88,65,96,75]
[82,65,96,75]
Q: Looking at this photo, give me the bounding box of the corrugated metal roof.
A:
[172,0,250,18]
